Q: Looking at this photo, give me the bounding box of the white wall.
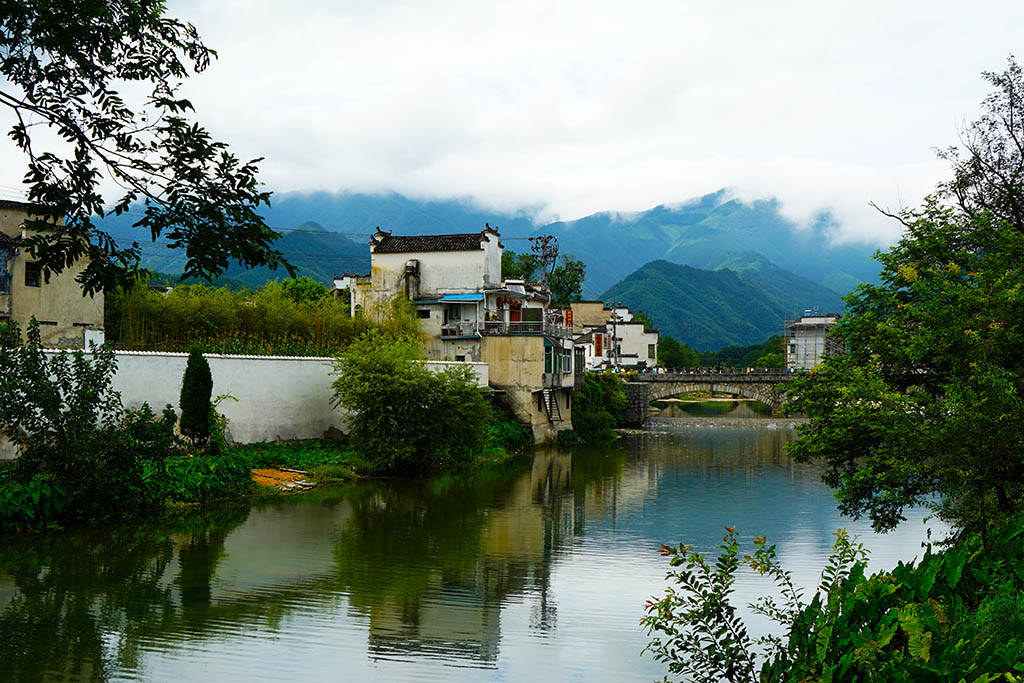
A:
[0,352,488,459]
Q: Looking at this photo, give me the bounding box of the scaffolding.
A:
[784,310,843,370]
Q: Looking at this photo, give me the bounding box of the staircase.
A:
[542,389,562,422]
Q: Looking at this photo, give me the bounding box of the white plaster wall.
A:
[0,352,488,459]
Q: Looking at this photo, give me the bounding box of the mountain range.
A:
[98,189,885,294]
[97,189,887,348]
[602,257,846,351]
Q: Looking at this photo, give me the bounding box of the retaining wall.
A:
[0,351,488,459]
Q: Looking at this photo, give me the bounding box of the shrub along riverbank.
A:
[0,320,532,532]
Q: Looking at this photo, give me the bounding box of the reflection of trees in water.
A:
[0,506,250,681]
[0,429,839,677]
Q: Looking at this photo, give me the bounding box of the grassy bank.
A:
[0,417,533,532]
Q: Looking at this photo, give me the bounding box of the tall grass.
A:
[106,279,376,355]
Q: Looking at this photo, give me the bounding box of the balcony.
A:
[440,321,482,339]
[481,318,572,339]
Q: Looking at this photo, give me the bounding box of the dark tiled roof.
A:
[372,232,487,254]
[0,199,35,212]
[0,232,21,247]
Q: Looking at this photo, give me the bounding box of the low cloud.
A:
[3,0,1020,249]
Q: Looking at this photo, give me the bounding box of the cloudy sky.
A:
[6,1,1024,245]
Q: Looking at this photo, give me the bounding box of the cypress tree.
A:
[179,347,213,447]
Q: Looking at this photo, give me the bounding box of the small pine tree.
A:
[179,347,213,447]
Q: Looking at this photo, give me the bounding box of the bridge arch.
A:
[647,381,782,410]
[622,373,792,425]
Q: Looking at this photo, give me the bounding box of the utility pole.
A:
[611,301,619,369]
[529,235,559,291]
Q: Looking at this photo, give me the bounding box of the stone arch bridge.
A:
[623,372,794,426]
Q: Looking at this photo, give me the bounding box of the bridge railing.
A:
[632,370,793,382]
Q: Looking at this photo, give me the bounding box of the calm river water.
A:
[0,405,943,681]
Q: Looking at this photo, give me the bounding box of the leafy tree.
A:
[549,255,586,307]
[281,276,329,303]
[643,522,1024,682]
[0,0,291,294]
[501,249,539,280]
[786,60,1024,538]
[0,318,172,521]
[935,55,1024,229]
[571,372,627,441]
[179,347,213,447]
[332,331,493,473]
[659,335,700,369]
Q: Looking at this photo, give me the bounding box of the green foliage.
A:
[571,372,627,441]
[237,440,373,480]
[281,276,330,303]
[107,278,372,355]
[0,467,67,530]
[602,258,845,351]
[159,454,253,503]
[179,348,213,447]
[486,405,534,454]
[754,352,784,369]
[500,249,586,307]
[786,61,1024,537]
[549,254,586,307]
[1,0,291,293]
[659,335,700,368]
[702,336,784,368]
[501,249,539,280]
[332,331,494,473]
[645,520,1024,683]
[0,318,167,522]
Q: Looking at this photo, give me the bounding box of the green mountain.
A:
[601,258,844,351]
[216,221,369,286]
[98,189,884,295]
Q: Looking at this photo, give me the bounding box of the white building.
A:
[570,301,659,371]
[786,312,843,370]
[350,227,576,442]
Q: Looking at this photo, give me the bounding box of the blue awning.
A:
[439,294,484,302]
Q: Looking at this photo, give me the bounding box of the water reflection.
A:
[0,422,940,681]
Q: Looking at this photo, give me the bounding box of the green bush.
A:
[107,278,372,355]
[0,467,67,530]
[179,347,213,447]
[571,372,627,441]
[0,318,168,522]
[160,454,253,503]
[332,331,493,473]
[643,520,1024,683]
[486,404,533,453]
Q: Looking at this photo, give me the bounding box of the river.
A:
[0,404,943,681]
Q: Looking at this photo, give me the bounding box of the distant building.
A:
[352,227,576,442]
[786,312,842,370]
[570,301,658,370]
[0,200,104,347]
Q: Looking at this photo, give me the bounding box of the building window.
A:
[562,348,572,374]
[38,320,57,326]
[24,261,42,287]
[455,354,466,362]
[544,344,553,373]
[417,309,431,319]
[648,344,656,358]
[789,343,796,354]
[73,322,93,328]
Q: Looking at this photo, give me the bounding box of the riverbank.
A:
[0,428,530,531]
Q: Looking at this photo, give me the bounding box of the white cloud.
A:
[4,0,1021,247]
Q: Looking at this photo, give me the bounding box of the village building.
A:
[570,301,659,371]
[785,312,843,370]
[0,200,104,347]
[351,227,576,442]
